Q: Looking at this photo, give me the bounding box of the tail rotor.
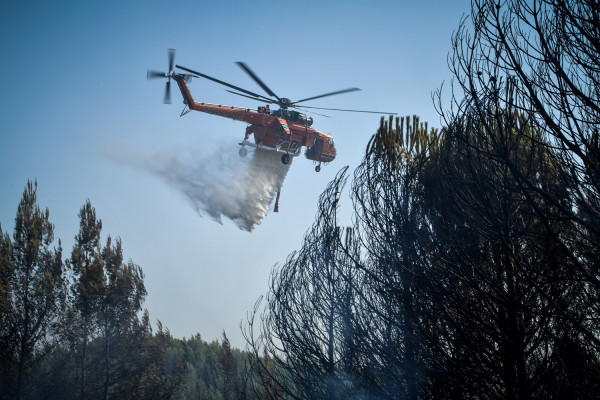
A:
[147,48,175,104]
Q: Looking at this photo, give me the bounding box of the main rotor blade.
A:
[163,81,171,104]
[176,65,273,102]
[236,62,282,103]
[147,69,167,79]
[290,106,331,118]
[293,87,362,105]
[295,105,397,115]
[226,90,277,104]
[168,48,175,72]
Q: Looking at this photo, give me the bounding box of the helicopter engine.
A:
[296,113,313,127]
[272,109,313,126]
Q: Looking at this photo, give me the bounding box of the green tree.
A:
[60,199,185,400]
[219,331,245,400]
[96,235,147,399]
[66,199,105,399]
[134,320,187,400]
[0,181,65,399]
[0,189,186,399]
[173,334,255,400]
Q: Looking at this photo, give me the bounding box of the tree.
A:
[423,110,590,398]
[245,116,446,400]
[438,0,600,354]
[245,167,369,400]
[434,0,600,395]
[246,115,445,400]
[253,347,284,400]
[0,222,15,395]
[349,116,441,399]
[0,181,65,399]
[58,199,185,400]
[134,320,187,400]
[251,103,600,398]
[96,235,147,399]
[246,2,600,397]
[0,189,187,399]
[219,331,245,400]
[65,199,105,399]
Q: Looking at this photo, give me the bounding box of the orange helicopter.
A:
[148,49,396,174]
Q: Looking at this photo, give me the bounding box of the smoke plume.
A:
[130,144,291,231]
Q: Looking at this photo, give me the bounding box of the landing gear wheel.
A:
[315,165,321,172]
[239,147,248,157]
[281,153,291,165]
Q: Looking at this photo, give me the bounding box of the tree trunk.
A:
[103,323,110,400]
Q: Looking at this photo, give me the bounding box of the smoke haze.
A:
[112,144,292,231]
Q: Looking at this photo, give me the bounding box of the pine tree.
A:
[219,331,245,400]
[66,200,149,399]
[440,0,600,371]
[135,320,187,400]
[2,181,65,399]
[0,222,15,397]
[67,199,105,399]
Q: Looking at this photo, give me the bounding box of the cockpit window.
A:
[329,138,334,148]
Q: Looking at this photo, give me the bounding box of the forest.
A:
[2,0,599,399]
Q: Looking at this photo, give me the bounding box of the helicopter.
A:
[147,49,397,173]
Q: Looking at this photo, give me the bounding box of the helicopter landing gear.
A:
[315,164,321,172]
[239,147,248,157]
[281,153,291,165]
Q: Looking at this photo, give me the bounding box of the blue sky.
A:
[0,0,471,347]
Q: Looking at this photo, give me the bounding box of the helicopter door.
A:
[305,138,323,160]
[313,139,324,158]
[314,139,323,154]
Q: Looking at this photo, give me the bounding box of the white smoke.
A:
[117,143,292,231]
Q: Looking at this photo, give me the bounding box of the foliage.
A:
[248,78,599,400]
[4,1,600,399]
[0,181,65,400]
[243,1,600,398]
[172,333,255,400]
[0,182,262,400]
[435,0,600,395]
[0,184,187,400]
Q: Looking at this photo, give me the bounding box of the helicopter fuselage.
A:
[173,74,336,164]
